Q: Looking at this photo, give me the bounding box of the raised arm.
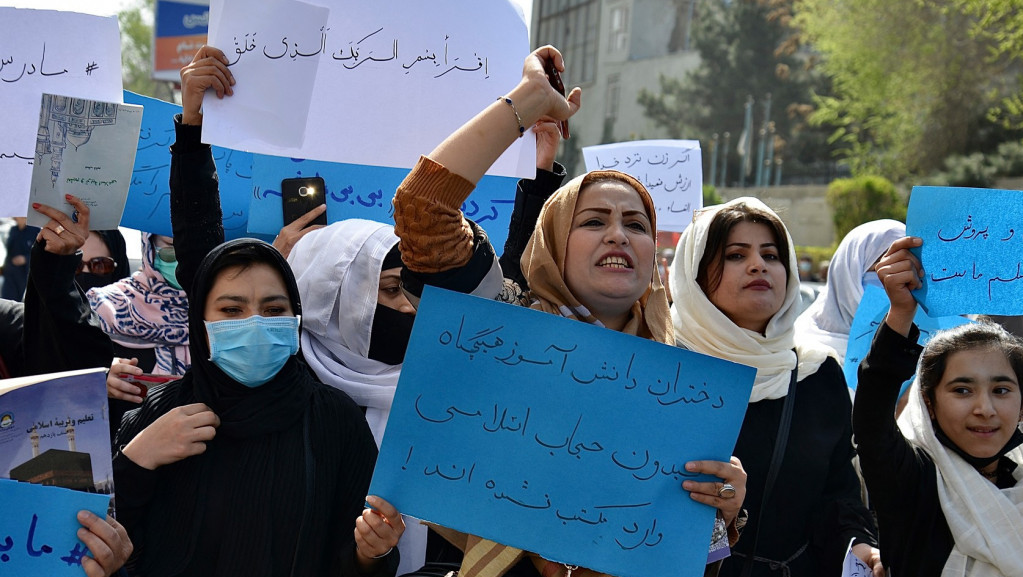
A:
[393,46,580,286]
[427,46,579,185]
[169,45,235,298]
[18,196,114,376]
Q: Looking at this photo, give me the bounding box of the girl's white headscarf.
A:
[795,219,905,363]
[669,197,833,403]
[898,379,1023,576]
[288,219,402,446]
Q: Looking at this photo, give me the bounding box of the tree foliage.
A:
[795,0,1013,180]
[638,0,836,184]
[949,0,1023,129]
[120,0,176,101]
[825,175,906,242]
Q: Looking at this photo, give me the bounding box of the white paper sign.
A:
[203,0,535,178]
[583,140,703,232]
[28,94,143,230]
[841,538,873,577]
[0,9,123,217]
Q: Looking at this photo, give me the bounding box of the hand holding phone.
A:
[282,177,328,227]
[119,373,181,399]
[544,59,570,140]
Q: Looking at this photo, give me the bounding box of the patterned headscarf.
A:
[88,234,190,374]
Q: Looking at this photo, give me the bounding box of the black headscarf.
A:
[77,229,131,291]
[185,238,314,438]
[116,239,328,576]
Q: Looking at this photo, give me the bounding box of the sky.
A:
[1,0,533,28]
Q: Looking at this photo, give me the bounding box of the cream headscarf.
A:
[521,170,672,344]
[669,197,834,403]
[795,219,905,363]
[898,379,1023,576]
[452,171,672,577]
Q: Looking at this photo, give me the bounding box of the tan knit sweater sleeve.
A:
[393,156,478,274]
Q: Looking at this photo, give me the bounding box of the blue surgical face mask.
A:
[153,256,182,290]
[862,270,883,289]
[205,315,300,387]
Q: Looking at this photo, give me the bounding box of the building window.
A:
[609,5,629,53]
[605,73,620,121]
[535,0,600,85]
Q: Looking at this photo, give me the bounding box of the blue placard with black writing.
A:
[907,186,1023,316]
[248,155,517,253]
[121,91,253,239]
[843,285,972,390]
[0,480,111,576]
[369,287,756,577]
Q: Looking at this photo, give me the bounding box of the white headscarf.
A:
[288,219,402,446]
[795,219,905,362]
[669,197,834,403]
[898,379,1023,576]
[289,219,428,577]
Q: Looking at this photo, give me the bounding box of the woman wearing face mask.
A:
[668,198,880,577]
[795,219,906,365]
[288,221,424,574]
[89,234,189,378]
[855,236,1023,576]
[392,45,746,577]
[111,46,402,577]
[89,233,190,441]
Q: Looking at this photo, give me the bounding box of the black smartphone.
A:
[281,176,328,227]
[544,58,570,140]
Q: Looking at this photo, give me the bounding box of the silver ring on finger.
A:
[717,483,736,499]
[54,224,65,235]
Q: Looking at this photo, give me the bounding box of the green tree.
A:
[795,0,1010,180]
[826,175,906,241]
[949,0,1023,129]
[120,0,176,100]
[638,0,836,185]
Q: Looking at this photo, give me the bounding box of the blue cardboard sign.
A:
[121,91,253,239]
[843,285,972,389]
[0,480,111,576]
[907,186,1023,316]
[370,287,756,577]
[248,155,517,253]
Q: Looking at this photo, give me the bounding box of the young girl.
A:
[854,235,1023,576]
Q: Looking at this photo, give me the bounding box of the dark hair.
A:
[696,202,792,294]
[198,241,302,320]
[918,321,1023,407]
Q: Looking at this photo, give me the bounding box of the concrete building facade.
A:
[530,0,701,174]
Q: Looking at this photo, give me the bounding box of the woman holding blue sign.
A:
[392,44,748,577]
[111,45,403,577]
[854,236,1023,576]
[668,199,881,577]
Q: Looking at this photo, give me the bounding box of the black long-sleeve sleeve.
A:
[17,242,113,376]
[853,322,955,576]
[168,115,224,301]
[498,162,566,290]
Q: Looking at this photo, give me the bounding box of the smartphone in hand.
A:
[544,59,570,140]
[119,373,181,399]
[281,176,328,227]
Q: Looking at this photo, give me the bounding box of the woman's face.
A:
[928,347,1022,459]
[705,221,787,333]
[204,263,294,322]
[378,267,414,314]
[563,181,655,326]
[80,232,113,272]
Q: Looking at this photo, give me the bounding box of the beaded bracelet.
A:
[498,96,526,138]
